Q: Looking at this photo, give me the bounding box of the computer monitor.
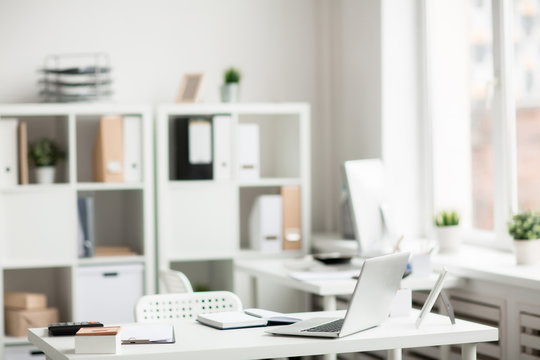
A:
[343,159,390,256]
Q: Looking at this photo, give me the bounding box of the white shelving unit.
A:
[156,103,311,291]
[0,104,155,354]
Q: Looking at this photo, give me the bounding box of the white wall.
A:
[428,0,472,226]
[326,0,423,237]
[0,0,317,104]
[327,0,383,232]
[0,0,335,233]
[381,0,422,238]
[0,0,423,237]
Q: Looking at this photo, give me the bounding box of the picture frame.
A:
[415,268,448,328]
[176,73,204,103]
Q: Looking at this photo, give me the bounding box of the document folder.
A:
[18,122,29,185]
[120,324,175,344]
[0,118,18,187]
[281,186,302,250]
[122,116,142,182]
[93,115,124,182]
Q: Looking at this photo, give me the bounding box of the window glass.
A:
[513,0,540,211]
[469,0,495,230]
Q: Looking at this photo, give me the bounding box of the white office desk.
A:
[235,258,464,311]
[28,310,497,360]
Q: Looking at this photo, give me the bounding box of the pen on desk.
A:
[392,235,405,253]
[424,246,435,255]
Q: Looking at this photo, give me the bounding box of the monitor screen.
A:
[343,159,387,256]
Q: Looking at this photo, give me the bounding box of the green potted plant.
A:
[221,67,241,103]
[28,138,65,184]
[507,211,540,265]
[434,210,461,253]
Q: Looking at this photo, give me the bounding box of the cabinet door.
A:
[4,345,46,360]
[0,189,75,265]
[76,264,143,323]
[167,182,238,258]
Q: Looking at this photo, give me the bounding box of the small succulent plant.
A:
[224,67,241,84]
[434,210,460,227]
[28,138,65,167]
[507,211,540,240]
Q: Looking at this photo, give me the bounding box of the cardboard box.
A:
[4,292,47,310]
[75,326,121,354]
[5,307,59,337]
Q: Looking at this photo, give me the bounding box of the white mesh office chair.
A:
[134,291,243,322]
[159,269,193,293]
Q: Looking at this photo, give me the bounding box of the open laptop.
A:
[266,252,409,338]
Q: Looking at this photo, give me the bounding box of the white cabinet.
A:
[156,103,311,291]
[76,264,144,323]
[0,104,155,355]
[5,345,45,360]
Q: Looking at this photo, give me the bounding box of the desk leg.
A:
[322,295,337,311]
[387,348,402,360]
[250,276,258,308]
[462,343,477,360]
[440,344,450,360]
[322,296,337,360]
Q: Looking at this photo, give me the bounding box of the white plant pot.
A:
[436,225,461,253]
[514,239,540,265]
[221,83,239,103]
[35,166,56,184]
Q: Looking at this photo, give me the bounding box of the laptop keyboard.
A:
[302,319,344,333]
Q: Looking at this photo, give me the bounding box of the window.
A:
[513,0,540,212]
[424,0,522,249]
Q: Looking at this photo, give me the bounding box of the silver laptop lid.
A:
[340,252,409,337]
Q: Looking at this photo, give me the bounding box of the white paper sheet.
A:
[120,324,175,344]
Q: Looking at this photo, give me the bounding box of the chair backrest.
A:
[135,291,243,322]
[159,269,193,293]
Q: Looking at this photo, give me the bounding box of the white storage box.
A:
[75,326,121,354]
[76,264,143,323]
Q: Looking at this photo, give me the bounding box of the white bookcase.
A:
[0,104,155,353]
[156,103,311,291]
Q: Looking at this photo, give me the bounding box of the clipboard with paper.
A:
[120,325,175,344]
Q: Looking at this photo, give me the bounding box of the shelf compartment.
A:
[75,114,144,183]
[77,189,144,258]
[165,182,238,259]
[237,114,300,179]
[0,115,70,185]
[3,267,73,328]
[0,189,75,264]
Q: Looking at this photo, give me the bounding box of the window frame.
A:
[420,0,518,250]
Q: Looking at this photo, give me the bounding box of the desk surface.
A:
[28,310,497,360]
[235,258,464,296]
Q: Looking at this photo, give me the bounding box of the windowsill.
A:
[312,233,540,291]
[433,244,540,291]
